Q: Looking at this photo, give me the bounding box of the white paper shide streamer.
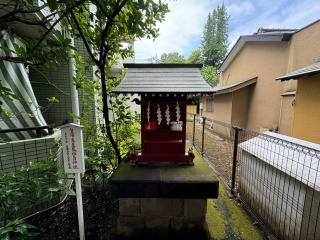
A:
[147,101,150,122]
[175,102,181,122]
[156,104,162,125]
[165,104,170,125]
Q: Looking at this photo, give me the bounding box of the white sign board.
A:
[61,123,85,174]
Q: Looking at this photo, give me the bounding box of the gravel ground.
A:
[186,121,235,186]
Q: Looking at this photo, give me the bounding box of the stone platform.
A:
[110,159,219,239]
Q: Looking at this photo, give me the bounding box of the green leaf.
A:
[47,0,58,10]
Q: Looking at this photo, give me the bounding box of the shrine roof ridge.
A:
[114,63,214,94]
[123,63,203,68]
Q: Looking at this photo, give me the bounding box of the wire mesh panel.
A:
[186,114,234,186]
[187,113,320,240]
[0,132,67,223]
[203,119,234,187]
[237,130,320,240]
[189,114,202,153]
[186,114,194,144]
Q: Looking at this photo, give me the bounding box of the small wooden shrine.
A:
[114,63,214,164]
[112,64,217,239]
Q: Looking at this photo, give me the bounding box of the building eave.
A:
[276,62,320,81]
[220,33,293,72]
[213,77,257,95]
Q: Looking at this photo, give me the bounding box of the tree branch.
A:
[29,9,71,54]
[94,0,129,163]
[0,4,49,24]
[70,10,99,65]
[29,66,68,95]
[99,0,123,63]
[0,55,37,65]
[90,0,108,17]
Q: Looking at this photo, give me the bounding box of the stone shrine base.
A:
[117,198,208,239]
[110,159,219,239]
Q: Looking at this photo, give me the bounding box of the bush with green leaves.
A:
[0,153,73,239]
[0,219,40,240]
[75,66,140,187]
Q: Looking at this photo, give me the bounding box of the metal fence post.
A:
[231,126,240,195]
[201,117,206,156]
[192,114,196,146]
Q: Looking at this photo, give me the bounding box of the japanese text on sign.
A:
[61,124,85,174]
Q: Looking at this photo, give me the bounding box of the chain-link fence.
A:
[187,113,320,240]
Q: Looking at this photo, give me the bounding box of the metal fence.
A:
[187,113,320,240]
[0,130,68,223]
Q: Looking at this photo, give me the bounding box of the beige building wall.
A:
[187,105,197,114]
[278,95,295,135]
[231,87,251,128]
[283,20,320,143]
[291,76,320,144]
[287,21,320,73]
[221,42,292,132]
[201,96,214,119]
[202,94,232,123]
[201,20,320,137]
[202,94,233,137]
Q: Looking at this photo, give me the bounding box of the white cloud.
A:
[134,0,214,62]
[134,0,320,61]
[227,0,255,18]
[227,0,320,50]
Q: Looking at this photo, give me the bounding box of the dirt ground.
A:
[29,186,118,240]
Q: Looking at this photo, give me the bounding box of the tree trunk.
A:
[99,66,122,164]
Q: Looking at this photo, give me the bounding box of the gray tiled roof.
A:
[277,62,320,81]
[113,64,214,94]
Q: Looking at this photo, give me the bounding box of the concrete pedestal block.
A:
[117,216,145,238]
[184,199,207,220]
[119,198,140,216]
[111,162,218,239]
[117,198,208,239]
[145,216,171,230]
[140,198,183,217]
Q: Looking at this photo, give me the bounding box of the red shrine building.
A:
[111,64,218,239]
[114,63,214,164]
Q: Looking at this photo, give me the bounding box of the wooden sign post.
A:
[61,123,85,240]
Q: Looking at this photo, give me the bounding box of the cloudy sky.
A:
[134,0,320,62]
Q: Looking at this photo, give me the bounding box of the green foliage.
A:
[187,49,203,64]
[160,52,186,63]
[158,49,220,86]
[201,66,219,87]
[0,147,72,238]
[0,80,17,113]
[201,3,229,66]
[0,219,40,240]
[67,0,169,65]
[159,49,203,64]
[73,55,139,186]
[1,0,169,163]
[67,0,169,163]
[46,96,59,104]
[0,158,70,222]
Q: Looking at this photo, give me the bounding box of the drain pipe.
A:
[69,37,80,124]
